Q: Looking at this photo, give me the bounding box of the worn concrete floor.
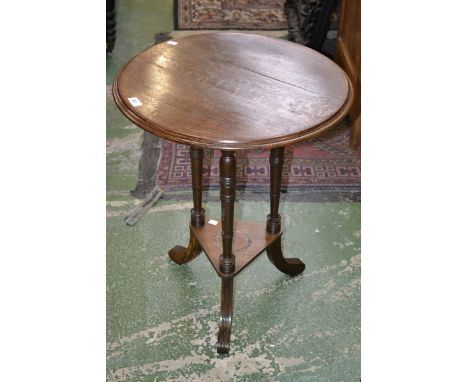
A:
[107,1,361,380]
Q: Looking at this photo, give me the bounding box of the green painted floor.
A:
[106,1,361,380]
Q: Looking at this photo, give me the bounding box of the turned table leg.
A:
[168,146,204,264]
[266,147,305,276]
[217,150,236,354]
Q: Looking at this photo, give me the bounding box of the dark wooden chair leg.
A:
[168,147,204,264]
[217,151,236,354]
[266,147,305,276]
[106,0,116,54]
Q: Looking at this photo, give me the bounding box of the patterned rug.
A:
[176,0,288,30]
[157,124,360,194]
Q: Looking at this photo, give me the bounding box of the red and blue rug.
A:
[157,124,360,198]
[176,0,288,30]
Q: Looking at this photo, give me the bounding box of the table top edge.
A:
[112,74,354,150]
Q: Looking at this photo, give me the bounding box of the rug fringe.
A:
[125,136,165,226]
[124,186,164,226]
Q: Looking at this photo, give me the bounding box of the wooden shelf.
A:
[191,219,282,278]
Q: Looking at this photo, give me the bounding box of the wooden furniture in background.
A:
[106,0,116,53]
[113,32,353,354]
[335,0,361,148]
[285,0,339,52]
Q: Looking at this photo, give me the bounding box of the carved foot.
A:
[217,277,234,354]
[168,230,202,265]
[266,239,305,277]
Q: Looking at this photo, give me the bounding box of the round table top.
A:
[113,32,353,150]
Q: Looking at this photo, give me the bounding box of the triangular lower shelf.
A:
[191,219,281,278]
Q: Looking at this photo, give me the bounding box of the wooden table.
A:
[113,32,353,354]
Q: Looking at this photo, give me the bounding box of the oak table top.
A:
[113,32,353,150]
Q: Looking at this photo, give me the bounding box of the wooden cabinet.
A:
[335,0,361,148]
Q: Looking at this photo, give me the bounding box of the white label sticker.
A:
[167,40,178,45]
[208,219,218,225]
[128,97,143,107]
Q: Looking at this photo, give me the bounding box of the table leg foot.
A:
[168,231,202,265]
[216,277,234,354]
[266,239,305,277]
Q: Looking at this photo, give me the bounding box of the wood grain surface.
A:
[113,32,353,150]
